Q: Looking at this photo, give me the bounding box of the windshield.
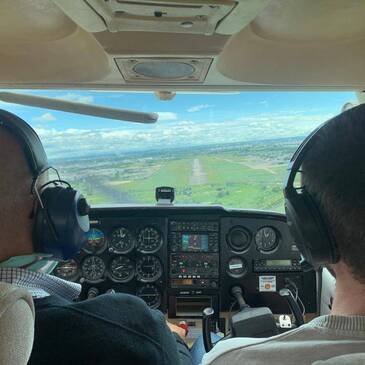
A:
[3,91,355,211]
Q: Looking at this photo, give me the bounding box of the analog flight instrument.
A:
[137,227,163,253]
[81,255,106,282]
[84,228,106,254]
[136,284,161,309]
[109,256,135,283]
[109,227,135,254]
[136,255,163,282]
[53,259,79,282]
[255,227,279,252]
[227,257,248,278]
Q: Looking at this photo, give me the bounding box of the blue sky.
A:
[0,90,356,159]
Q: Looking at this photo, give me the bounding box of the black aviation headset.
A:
[283,113,344,268]
[0,109,90,260]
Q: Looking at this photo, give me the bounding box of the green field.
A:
[115,155,285,211]
[55,139,298,213]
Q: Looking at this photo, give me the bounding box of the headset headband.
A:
[0,109,48,176]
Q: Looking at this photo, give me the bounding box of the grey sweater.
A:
[202,315,365,365]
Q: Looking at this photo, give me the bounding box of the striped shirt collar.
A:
[0,267,81,301]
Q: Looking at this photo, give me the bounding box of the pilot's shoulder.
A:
[36,292,163,325]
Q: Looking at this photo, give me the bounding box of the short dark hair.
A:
[302,103,365,282]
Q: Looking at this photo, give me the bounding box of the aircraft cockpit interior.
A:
[1,1,365,364]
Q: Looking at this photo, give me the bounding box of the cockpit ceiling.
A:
[1,0,365,90]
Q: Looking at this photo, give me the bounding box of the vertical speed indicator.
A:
[136,255,163,282]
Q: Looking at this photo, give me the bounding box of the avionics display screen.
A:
[265,259,292,267]
[181,234,209,252]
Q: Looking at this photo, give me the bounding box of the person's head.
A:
[0,111,89,265]
[0,126,48,261]
[301,104,365,283]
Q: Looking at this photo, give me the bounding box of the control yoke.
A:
[202,286,278,352]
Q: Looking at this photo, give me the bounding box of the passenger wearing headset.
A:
[0,110,192,365]
[201,104,365,365]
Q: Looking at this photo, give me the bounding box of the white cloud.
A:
[34,110,335,160]
[57,93,94,104]
[157,112,178,121]
[187,104,214,113]
[33,113,56,123]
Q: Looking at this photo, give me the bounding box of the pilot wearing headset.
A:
[0,110,191,365]
[201,104,365,365]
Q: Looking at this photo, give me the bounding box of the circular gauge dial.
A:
[53,259,79,281]
[81,256,106,282]
[109,227,135,254]
[84,228,106,254]
[137,284,161,309]
[227,257,248,278]
[109,256,135,283]
[255,227,279,252]
[136,255,162,282]
[227,226,251,252]
[137,227,162,253]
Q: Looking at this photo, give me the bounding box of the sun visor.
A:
[0,27,111,83]
[217,0,365,87]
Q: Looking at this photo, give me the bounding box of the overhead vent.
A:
[85,0,236,35]
[115,58,212,84]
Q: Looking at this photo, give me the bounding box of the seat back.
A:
[0,283,35,365]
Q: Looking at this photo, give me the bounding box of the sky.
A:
[0,90,356,160]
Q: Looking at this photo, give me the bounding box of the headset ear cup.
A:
[285,193,314,264]
[303,192,339,264]
[285,189,338,266]
[33,185,90,260]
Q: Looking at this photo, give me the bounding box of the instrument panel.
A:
[54,206,317,318]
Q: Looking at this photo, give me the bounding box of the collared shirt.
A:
[0,267,81,301]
